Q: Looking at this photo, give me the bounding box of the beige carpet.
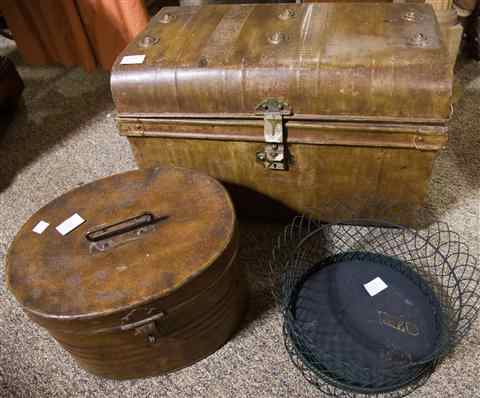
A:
[1,36,479,398]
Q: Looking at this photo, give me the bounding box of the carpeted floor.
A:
[0,36,479,398]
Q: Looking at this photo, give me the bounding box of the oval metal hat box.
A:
[6,166,246,379]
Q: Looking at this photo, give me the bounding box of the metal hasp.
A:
[121,308,166,345]
[255,98,291,170]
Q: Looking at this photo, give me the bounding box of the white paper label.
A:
[120,54,146,65]
[56,213,85,236]
[364,277,388,297]
[32,221,49,234]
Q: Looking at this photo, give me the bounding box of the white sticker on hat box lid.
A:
[32,221,50,235]
[56,214,85,236]
[120,54,146,65]
[364,277,388,297]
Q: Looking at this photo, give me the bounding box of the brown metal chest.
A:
[111,3,452,221]
[6,167,246,379]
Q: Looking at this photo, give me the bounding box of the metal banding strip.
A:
[199,5,254,64]
[118,118,448,151]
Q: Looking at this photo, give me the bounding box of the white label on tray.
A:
[32,221,49,234]
[364,277,388,297]
[120,54,146,65]
[56,214,85,236]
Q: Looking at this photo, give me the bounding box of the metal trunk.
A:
[111,4,452,221]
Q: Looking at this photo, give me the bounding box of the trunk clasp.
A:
[255,99,291,170]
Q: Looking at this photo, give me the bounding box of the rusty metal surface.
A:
[127,137,437,222]
[6,167,236,319]
[6,166,245,379]
[111,3,452,122]
[28,250,246,379]
[110,3,450,222]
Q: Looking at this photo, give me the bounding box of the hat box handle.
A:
[85,212,168,252]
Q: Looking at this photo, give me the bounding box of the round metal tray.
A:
[288,252,444,394]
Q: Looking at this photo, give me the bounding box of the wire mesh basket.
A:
[270,215,480,397]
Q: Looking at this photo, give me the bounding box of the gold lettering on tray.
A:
[378,311,420,337]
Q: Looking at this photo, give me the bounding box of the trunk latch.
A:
[255,99,291,170]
